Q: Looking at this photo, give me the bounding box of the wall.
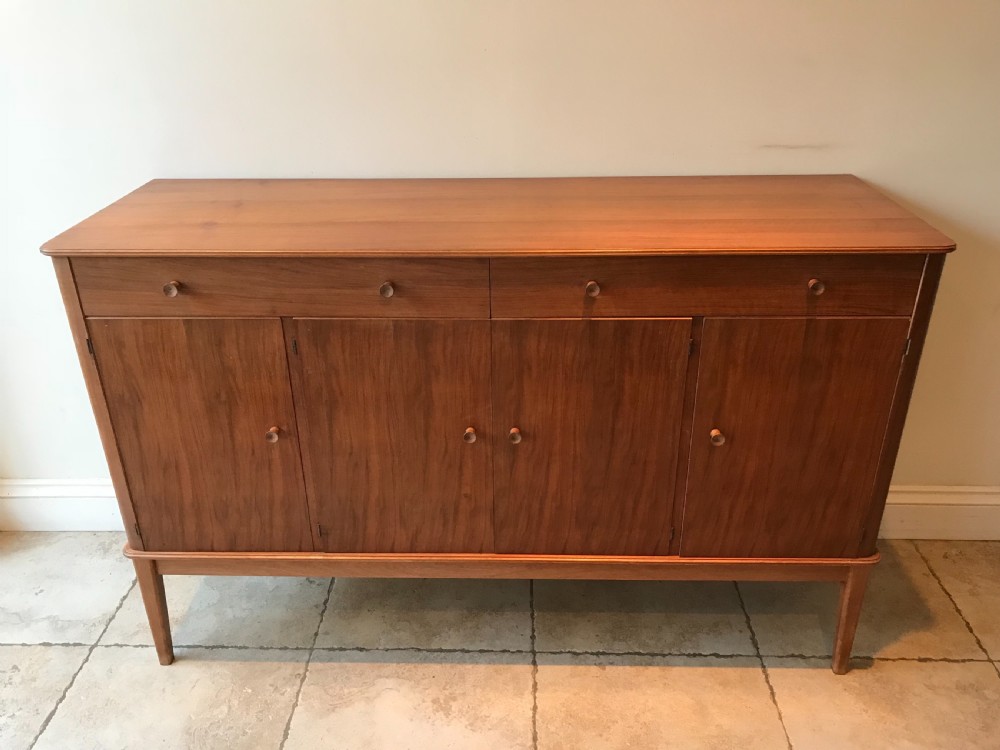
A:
[2,2,999,524]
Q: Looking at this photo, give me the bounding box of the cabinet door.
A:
[493,320,691,555]
[292,320,492,553]
[89,318,312,552]
[680,317,909,558]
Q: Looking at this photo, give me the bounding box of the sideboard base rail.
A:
[124,546,878,674]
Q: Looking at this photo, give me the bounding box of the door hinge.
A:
[86,338,95,357]
[316,523,325,537]
[133,522,141,538]
[903,338,912,356]
[689,338,695,356]
[291,338,299,355]
[668,526,675,544]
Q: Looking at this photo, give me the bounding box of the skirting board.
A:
[1,480,999,539]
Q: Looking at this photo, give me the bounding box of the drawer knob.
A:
[265,426,281,443]
[463,427,477,444]
[379,281,395,298]
[585,280,601,298]
[508,427,522,444]
[807,278,826,296]
[710,428,726,447]
[162,281,181,298]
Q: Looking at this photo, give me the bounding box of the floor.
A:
[1,534,999,750]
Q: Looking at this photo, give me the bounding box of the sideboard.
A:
[43,175,953,673]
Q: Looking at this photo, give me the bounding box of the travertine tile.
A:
[0,532,134,644]
[741,541,982,658]
[101,575,330,648]
[766,657,1000,749]
[33,646,306,750]
[284,650,533,750]
[536,653,787,749]
[0,645,88,750]
[315,578,531,651]
[534,580,755,655]
[916,541,1000,658]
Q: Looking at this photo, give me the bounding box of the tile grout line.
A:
[71,642,998,665]
[27,576,137,750]
[911,541,1000,680]
[278,577,335,750]
[735,582,793,750]
[530,579,539,750]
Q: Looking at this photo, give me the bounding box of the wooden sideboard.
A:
[44,176,953,673]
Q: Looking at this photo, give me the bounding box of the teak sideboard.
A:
[44,176,953,673]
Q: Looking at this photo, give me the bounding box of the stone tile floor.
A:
[1,533,999,749]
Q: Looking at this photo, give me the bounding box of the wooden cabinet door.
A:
[493,320,691,555]
[680,317,909,558]
[291,320,492,553]
[89,319,312,552]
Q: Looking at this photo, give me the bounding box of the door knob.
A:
[463,427,477,444]
[162,281,181,298]
[508,427,522,444]
[585,280,601,298]
[807,278,826,296]
[710,428,726,447]
[379,281,395,298]
[265,426,281,443]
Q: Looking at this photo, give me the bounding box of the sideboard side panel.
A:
[859,254,946,553]
[52,257,144,549]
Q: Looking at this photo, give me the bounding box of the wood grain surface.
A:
[89,318,312,552]
[291,319,494,553]
[72,257,489,317]
[42,176,954,256]
[860,254,946,553]
[492,319,690,554]
[680,317,909,558]
[51,258,145,549]
[128,546,878,582]
[491,254,923,318]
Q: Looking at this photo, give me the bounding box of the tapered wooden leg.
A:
[831,565,871,674]
[133,558,174,665]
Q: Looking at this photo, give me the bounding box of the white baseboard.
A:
[0,479,124,532]
[2,480,999,539]
[878,485,1000,540]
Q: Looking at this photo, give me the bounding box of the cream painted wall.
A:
[1,0,998,485]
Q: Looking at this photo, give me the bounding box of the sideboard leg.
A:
[831,565,871,674]
[133,558,174,665]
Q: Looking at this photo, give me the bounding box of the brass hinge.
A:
[291,338,299,355]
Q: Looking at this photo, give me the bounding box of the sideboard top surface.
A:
[41,175,955,257]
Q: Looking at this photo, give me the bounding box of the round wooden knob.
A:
[710,428,726,447]
[508,427,522,444]
[379,281,395,298]
[162,281,181,298]
[463,427,477,444]
[807,278,826,296]
[265,426,281,443]
[585,280,601,298]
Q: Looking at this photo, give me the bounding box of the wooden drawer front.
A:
[491,255,924,317]
[73,258,490,318]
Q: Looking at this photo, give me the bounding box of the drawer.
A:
[490,255,924,317]
[73,258,490,318]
